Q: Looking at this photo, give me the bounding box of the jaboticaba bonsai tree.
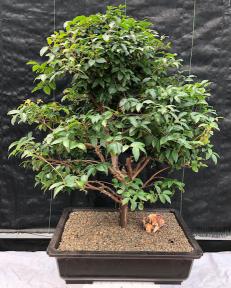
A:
[8,5,220,228]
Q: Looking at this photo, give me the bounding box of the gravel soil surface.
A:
[58,210,193,253]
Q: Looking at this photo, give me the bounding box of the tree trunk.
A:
[119,204,128,228]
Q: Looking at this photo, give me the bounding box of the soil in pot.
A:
[58,211,193,253]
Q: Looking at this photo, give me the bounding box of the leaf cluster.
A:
[8,5,220,209]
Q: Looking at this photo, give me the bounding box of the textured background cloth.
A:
[0,251,230,288]
[0,0,231,233]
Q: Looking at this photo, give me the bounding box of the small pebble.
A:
[58,211,193,253]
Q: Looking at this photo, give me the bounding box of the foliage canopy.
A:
[8,6,219,217]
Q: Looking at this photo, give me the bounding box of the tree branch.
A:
[111,154,119,170]
[132,157,151,180]
[143,166,170,188]
[86,143,126,183]
[91,180,114,187]
[40,119,54,131]
[47,158,100,165]
[32,154,65,181]
[86,182,121,203]
[94,145,106,162]
[132,157,146,174]
[88,180,120,198]
[89,94,105,112]
[110,154,126,182]
[125,157,133,179]
[144,177,164,188]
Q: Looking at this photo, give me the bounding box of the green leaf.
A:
[75,143,86,151]
[132,146,140,161]
[69,142,86,152]
[96,58,107,63]
[107,142,123,155]
[40,46,49,56]
[122,145,130,152]
[76,180,85,189]
[8,141,18,151]
[63,138,70,150]
[121,44,129,55]
[96,164,108,175]
[88,59,95,66]
[80,174,88,183]
[87,166,96,176]
[172,150,178,163]
[159,194,166,204]
[49,182,63,190]
[130,200,137,211]
[129,117,138,127]
[32,65,40,72]
[142,77,151,83]
[102,34,110,42]
[43,86,51,95]
[51,138,65,145]
[163,190,172,196]
[36,74,47,82]
[27,60,38,65]
[116,189,123,195]
[138,194,147,201]
[191,161,198,172]
[21,113,27,122]
[163,193,171,204]
[191,163,199,172]
[11,115,18,125]
[54,185,65,197]
[7,110,19,115]
[211,154,217,164]
[108,86,117,94]
[138,202,144,210]
[117,72,123,81]
[136,103,143,112]
[147,89,156,98]
[47,37,52,45]
[65,175,77,188]
[122,198,129,205]
[130,142,146,161]
[154,184,161,194]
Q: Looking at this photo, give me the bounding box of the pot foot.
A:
[155,281,182,285]
[66,280,93,284]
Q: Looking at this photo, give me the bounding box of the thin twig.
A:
[47,158,100,165]
[33,154,65,181]
[143,166,170,188]
[86,182,121,203]
[41,119,54,131]
[132,157,151,180]
[132,157,146,174]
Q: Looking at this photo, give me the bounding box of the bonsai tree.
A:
[8,5,220,228]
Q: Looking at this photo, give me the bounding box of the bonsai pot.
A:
[47,208,202,285]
